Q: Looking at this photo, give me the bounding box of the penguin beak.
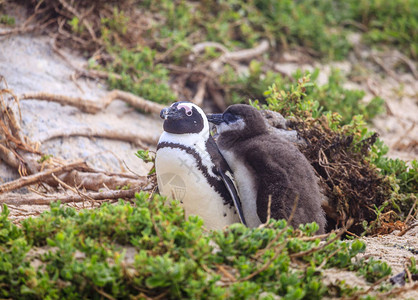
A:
[160,108,168,120]
[160,107,182,120]
[207,114,224,125]
[160,108,170,119]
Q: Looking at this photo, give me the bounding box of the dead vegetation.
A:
[6,0,137,50]
[0,80,159,213]
[286,117,391,234]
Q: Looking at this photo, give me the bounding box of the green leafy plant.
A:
[309,69,385,124]
[68,17,84,34]
[343,0,418,58]
[103,47,176,104]
[407,257,417,280]
[135,149,156,175]
[356,258,392,283]
[0,194,400,299]
[249,69,384,125]
[0,14,15,25]
[37,154,53,163]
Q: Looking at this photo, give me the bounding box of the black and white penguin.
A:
[207,104,326,233]
[155,101,246,229]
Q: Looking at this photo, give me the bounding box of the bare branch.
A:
[0,187,143,206]
[19,92,101,113]
[192,78,207,107]
[54,169,148,192]
[0,161,85,194]
[192,42,229,54]
[192,40,269,61]
[223,40,269,61]
[0,143,20,169]
[20,90,165,114]
[38,127,159,147]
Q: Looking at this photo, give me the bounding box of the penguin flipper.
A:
[206,135,247,226]
[218,169,247,226]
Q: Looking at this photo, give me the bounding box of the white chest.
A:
[221,150,262,228]
[155,146,240,230]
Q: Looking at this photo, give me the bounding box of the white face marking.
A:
[159,103,216,177]
[217,118,245,134]
[221,149,261,228]
[177,103,193,116]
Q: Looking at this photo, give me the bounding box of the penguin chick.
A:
[207,104,326,233]
[155,101,246,229]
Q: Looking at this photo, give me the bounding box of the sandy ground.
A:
[319,226,418,299]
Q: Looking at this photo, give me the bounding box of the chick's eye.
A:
[224,112,237,123]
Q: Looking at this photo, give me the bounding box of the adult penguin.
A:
[156,101,246,229]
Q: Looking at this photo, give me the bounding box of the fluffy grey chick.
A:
[207,104,326,233]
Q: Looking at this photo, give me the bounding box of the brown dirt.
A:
[323,225,418,299]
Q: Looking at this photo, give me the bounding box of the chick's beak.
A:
[206,113,224,125]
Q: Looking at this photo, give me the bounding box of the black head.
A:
[160,102,207,134]
[207,104,267,140]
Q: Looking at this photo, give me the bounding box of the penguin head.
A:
[160,101,209,136]
[207,104,267,140]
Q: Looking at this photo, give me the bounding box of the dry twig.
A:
[0,143,21,169]
[394,52,418,79]
[216,265,237,282]
[38,127,158,147]
[404,197,418,225]
[20,90,165,114]
[0,161,84,194]
[192,78,207,107]
[192,40,269,62]
[57,0,98,43]
[397,221,418,237]
[192,42,229,54]
[0,187,144,206]
[222,40,269,61]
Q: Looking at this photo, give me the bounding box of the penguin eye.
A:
[223,112,238,124]
[186,110,193,116]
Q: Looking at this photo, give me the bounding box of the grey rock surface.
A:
[0,33,163,183]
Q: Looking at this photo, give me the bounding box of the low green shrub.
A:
[0,192,396,299]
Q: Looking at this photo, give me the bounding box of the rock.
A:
[0,34,163,183]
